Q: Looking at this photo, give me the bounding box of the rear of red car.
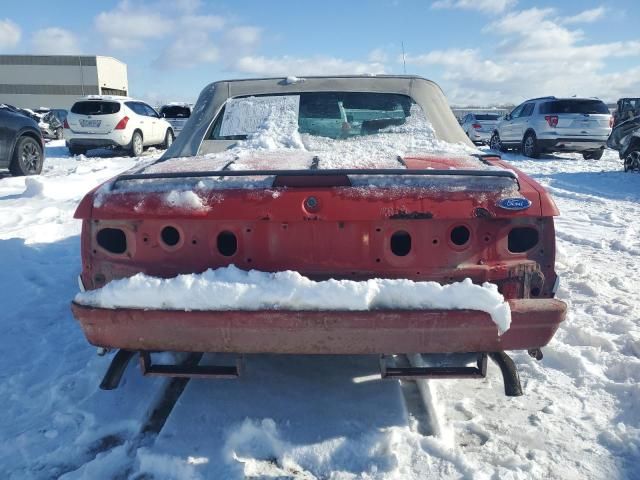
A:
[70,76,566,394]
[72,156,564,350]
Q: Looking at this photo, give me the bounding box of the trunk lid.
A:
[80,152,548,221]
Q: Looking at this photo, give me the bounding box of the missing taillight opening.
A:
[96,228,127,254]
[508,227,539,253]
[161,226,181,247]
[450,225,470,246]
[217,231,238,256]
[390,231,412,256]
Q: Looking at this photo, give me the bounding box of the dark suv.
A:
[0,105,45,176]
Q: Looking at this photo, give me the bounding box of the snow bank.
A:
[74,265,511,333]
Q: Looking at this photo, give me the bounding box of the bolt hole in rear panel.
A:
[161,226,181,247]
[390,231,412,256]
[96,228,127,254]
[217,231,238,256]
[508,227,539,253]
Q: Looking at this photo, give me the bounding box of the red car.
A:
[71,76,566,395]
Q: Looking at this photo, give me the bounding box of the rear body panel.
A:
[534,113,610,152]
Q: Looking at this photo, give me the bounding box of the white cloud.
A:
[155,31,219,68]
[368,48,389,63]
[431,0,516,14]
[31,28,81,55]
[405,7,640,105]
[96,1,230,68]
[405,48,478,67]
[163,0,201,13]
[225,26,262,49]
[0,19,21,50]
[563,6,607,25]
[180,14,225,31]
[233,55,386,76]
[95,2,173,50]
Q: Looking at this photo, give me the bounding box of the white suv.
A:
[489,97,612,159]
[64,96,174,156]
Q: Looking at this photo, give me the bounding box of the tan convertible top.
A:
[164,75,473,159]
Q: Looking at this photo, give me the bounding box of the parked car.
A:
[607,112,640,172]
[159,103,192,136]
[460,113,501,144]
[611,98,640,128]
[35,107,69,126]
[489,96,612,159]
[16,107,64,140]
[0,105,45,175]
[71,76,566,395]
[40,111,64,140]
[64,96,174,156]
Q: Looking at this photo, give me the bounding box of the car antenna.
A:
[401,41,407,74]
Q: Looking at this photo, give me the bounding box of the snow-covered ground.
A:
[0,141,638,479]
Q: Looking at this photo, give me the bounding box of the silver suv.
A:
[489,97,612,159]
[460,112,501,144]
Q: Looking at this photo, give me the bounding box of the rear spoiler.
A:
[111,167,519,190]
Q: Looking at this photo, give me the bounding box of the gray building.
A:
[0,55,128,110]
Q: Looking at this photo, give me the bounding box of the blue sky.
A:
[1,0,639,106]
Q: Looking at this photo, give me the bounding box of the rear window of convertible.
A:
[71,101,121,115]
[209,92,424,140]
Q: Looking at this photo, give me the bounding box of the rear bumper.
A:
[66,138,123,149]
[71,299,566,354]
[470,131,491,143]
[65,130,131,149]
[537,137,607,152]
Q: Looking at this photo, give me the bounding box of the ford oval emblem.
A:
[497,197,531,211]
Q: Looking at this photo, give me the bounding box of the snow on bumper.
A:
[70,299,566,354]
[74,267,512,331]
